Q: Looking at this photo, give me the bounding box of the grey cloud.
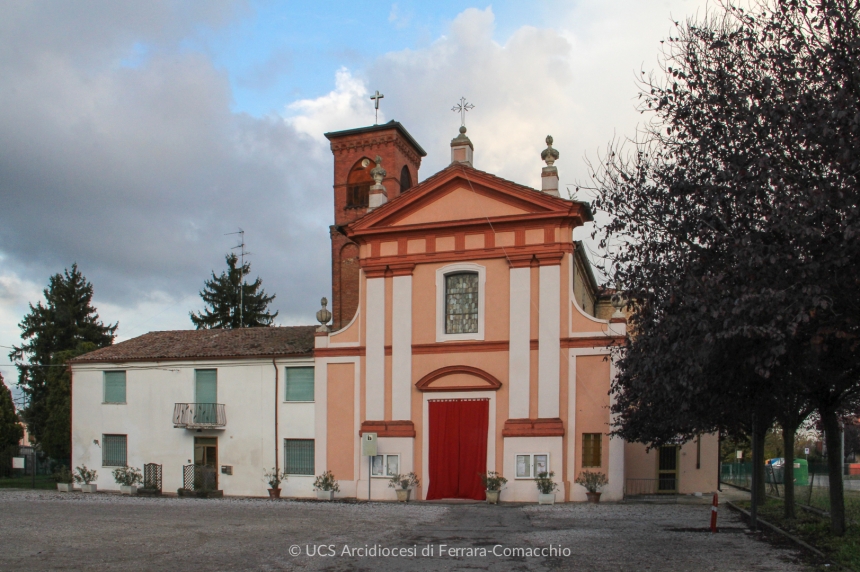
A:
[0,1,331,328]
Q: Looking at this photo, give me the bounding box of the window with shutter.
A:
[284,439,315,475]
[102,434,127,467]
[285,367,314,402]
[104,371,126,403]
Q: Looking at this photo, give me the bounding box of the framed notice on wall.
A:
[12,457,25,469]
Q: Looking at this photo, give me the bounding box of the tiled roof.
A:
[71,326,316,363]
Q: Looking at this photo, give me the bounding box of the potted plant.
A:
[54,466,75,492]
[263,467,288,499]
[535,471,558,505]
[313,470,339,500]
[112,466,143,494]
[388,472,419,502]
[575,470,608,503]
[481,471,508,504]
[74,465,98,493]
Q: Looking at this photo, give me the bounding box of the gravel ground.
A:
[0,489,811,571]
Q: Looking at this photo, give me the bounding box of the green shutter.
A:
[284,439,315,475]
[195,370,217,403]
[104,371,126,403]
[285,367,314,402]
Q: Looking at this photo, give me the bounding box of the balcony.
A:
[173,403,227,429]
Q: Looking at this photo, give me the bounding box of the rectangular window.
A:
[195,369,217,403]
[285,367,314,402]
[445,272,479,334]
[104,371,126,403]
[370,454,400,477]
[582,433,602,468]
[515,453,550,479]
[284,439,315,475]
[102,434,127,467]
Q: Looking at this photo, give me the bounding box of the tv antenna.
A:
[226,229,251,328]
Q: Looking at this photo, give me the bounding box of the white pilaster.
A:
[391,275,412,420]
[606,356,625,500]
[508,267,530,419]
[538,264,561,418]
[365,277,385,420]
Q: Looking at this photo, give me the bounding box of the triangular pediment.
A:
[349,165,583,232]
[392,185,531,226]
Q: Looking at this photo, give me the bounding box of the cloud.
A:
[0,0,714,368]
[388,3,411,30]
[0,0,332,348]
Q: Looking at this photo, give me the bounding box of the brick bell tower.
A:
[324,121,426,330]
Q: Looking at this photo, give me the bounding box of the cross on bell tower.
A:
[370,90,384,125]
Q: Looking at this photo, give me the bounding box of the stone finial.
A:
[541,135,559,166]
[450,126,474,166]
[540,135,560,196]
[610,285,627,319]
[316,297,332,332]
[368,156,388,211]
[370,155,386,184]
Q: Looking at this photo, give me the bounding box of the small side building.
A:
[70,327,316,496]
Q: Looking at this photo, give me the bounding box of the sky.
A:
[0,0,714,396]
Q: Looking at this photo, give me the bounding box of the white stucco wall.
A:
[71,356,316,497]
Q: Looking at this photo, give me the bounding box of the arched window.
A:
[445,272,479,334]
[399,165,413,193]
[436,263,485,341]
[346,158,374,208]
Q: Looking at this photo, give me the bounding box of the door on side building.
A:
[194,437,218,489]
[657,445,679,493]
[426,398,489,501]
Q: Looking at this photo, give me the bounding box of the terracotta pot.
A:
[538,492,555,505]
[268,488,281,499]
[486,490,500,504]
[586,491,602,504]
[395,488,411,502]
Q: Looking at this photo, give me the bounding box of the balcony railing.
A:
[173,403,226,429]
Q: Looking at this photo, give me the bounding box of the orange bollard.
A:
[710,493,718,533]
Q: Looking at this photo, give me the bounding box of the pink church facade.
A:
[313,121,719,502]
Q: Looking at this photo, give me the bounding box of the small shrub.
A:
[112,466,143,487]
[263,467,288,489]
[313,470,340,492]
[387,472,419,490]
[73,465,97,485]
[534,471,558,494]
[574,470,608,493]
[481,471,508,492]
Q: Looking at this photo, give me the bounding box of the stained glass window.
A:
[445,272,479,334]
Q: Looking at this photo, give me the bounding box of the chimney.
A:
[450,126,474,166]
[540,135,559,197]
[367,155,388,211]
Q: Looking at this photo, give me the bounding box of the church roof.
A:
[324,120,427,157]
[348,162,593,234]
[70,326,316,364]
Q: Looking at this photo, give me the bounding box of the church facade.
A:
[69,120,718,502]
[313,120,718,502]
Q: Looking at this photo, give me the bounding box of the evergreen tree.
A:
[0,374,23,449]
[40,342,98,462]
[9,264,117,446]
[190,253,278,329]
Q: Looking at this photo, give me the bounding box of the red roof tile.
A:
[71,326,316,363]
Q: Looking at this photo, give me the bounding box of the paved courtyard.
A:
[0,489,811,571]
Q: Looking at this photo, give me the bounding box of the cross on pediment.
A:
[451,97,474,127]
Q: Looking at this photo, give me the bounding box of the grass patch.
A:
[737,497,860,570]
[0,475,57,490]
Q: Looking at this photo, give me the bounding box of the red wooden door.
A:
[426,399,489,500]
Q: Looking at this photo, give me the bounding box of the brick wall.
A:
[327,125,424,330]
